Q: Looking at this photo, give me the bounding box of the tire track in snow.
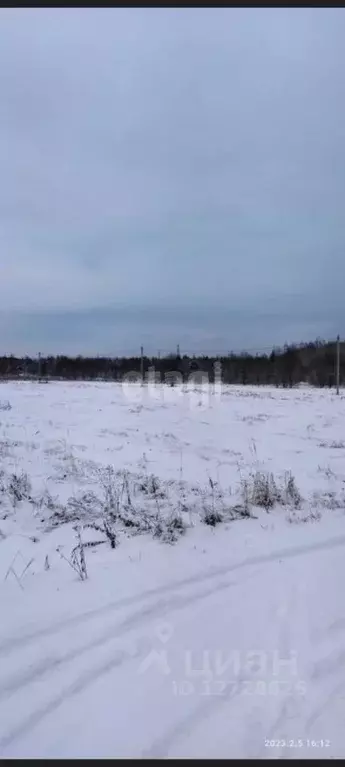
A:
[305,675,345,733]
[255,575,345,758]
[0,643,145,754]
[312,649,345,682]
[243,582,299,759]
[2,533,345,658]
[0,572,259,752]
[256,695,303,759]
[0,576,240,702]
[141,668,259,759]
[2,533,345,755]
[143,571,306,759]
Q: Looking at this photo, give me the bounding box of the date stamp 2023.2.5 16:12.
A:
[264,739,331,750]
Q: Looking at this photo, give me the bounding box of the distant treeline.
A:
[0,339,343,388]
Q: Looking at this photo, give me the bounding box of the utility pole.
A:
[140,346,144,381]
[177,344,180,358]
[336,335,340,395]
[38,352,42,382]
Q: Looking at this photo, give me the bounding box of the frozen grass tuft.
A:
[287,508,322,525]
[241,470,303,512]
[319,440,345,449]
[0,400,12,411]
[312,490,345,511]
[250,472,278,510]
[8,472,32,507]
[154,512,187,544]
[203,508,224,527]
[284,472,302,508]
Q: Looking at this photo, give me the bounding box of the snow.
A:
[1,380,345,757]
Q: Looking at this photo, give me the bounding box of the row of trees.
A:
[0,339,342,388]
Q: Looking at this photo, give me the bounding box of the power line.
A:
[149,342,337,358]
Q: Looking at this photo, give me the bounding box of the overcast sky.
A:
[1,8,344,356]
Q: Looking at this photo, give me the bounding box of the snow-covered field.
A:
[1,380,345,758]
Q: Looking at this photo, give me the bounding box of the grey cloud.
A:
[0,8,344,354]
